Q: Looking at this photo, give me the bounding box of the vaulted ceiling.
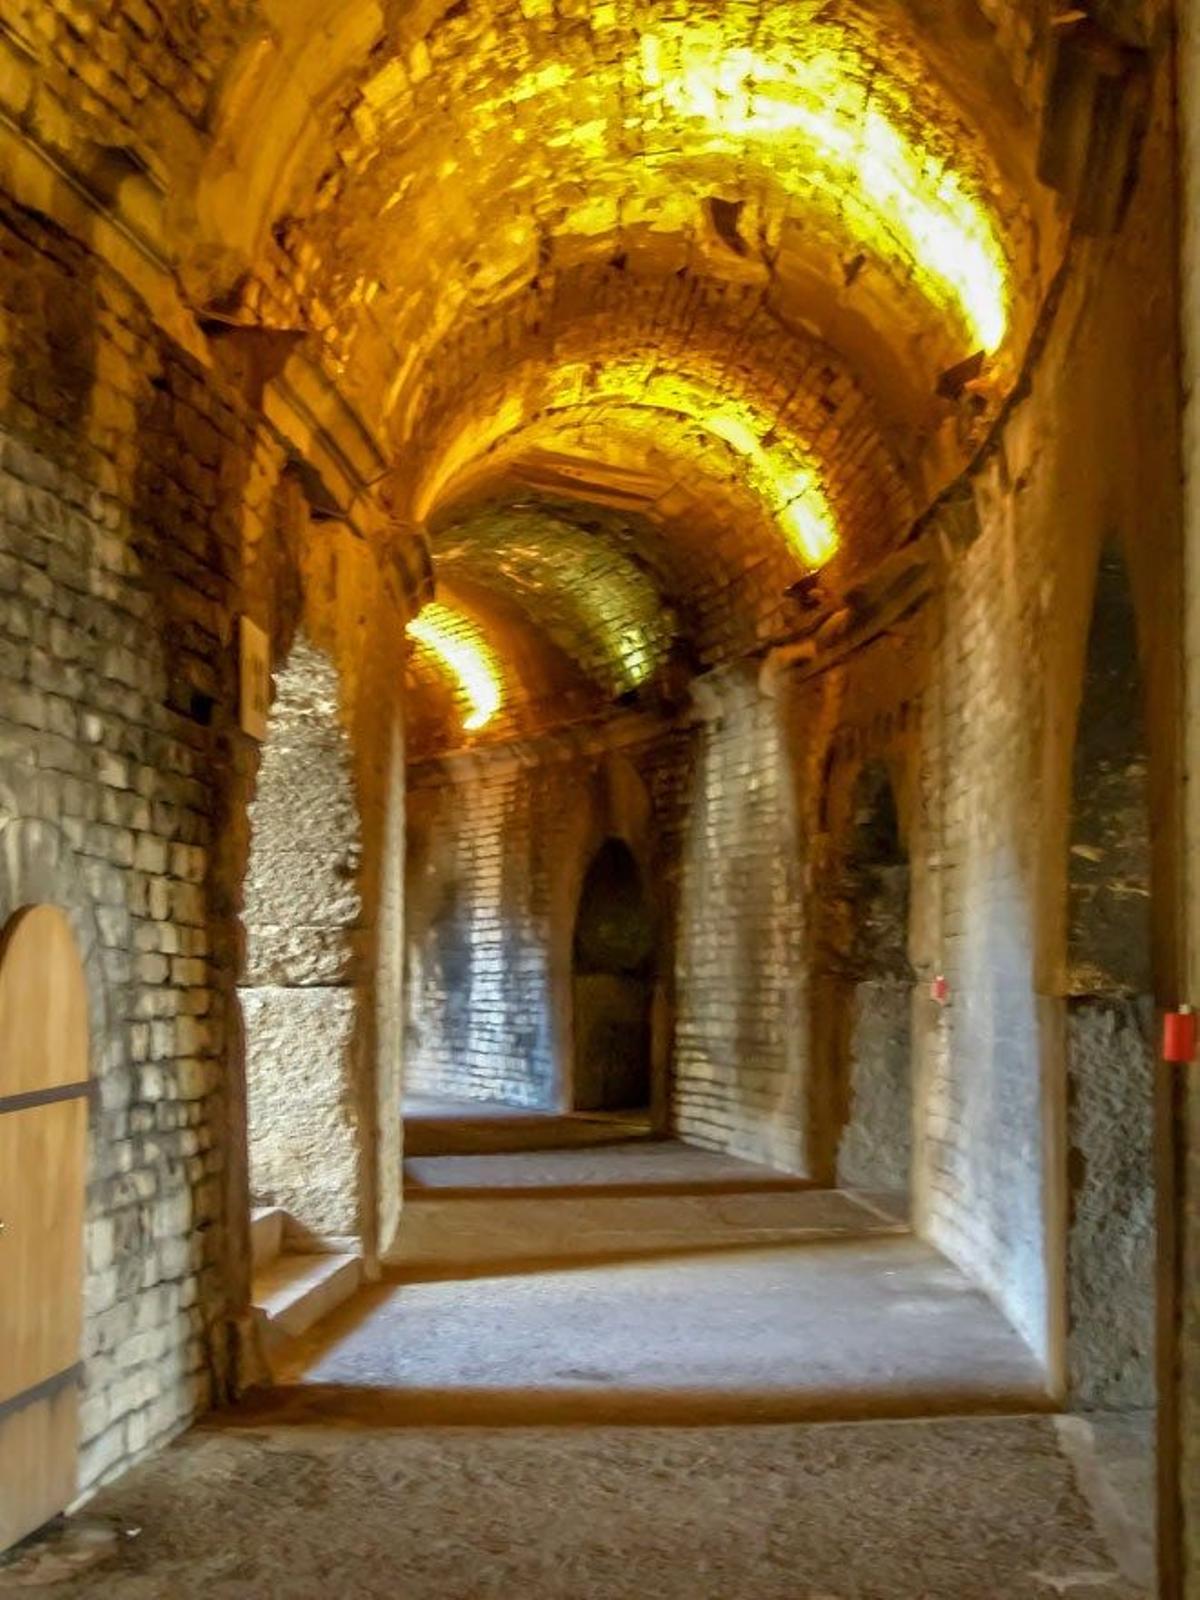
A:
[8,0,1082,748]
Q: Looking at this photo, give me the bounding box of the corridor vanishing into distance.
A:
[0,0,1198,1596]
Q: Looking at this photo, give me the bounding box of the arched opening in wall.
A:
[1065,546,1155,1416]
[0,907,89,1552]
[835,762,914,1210]
[239,636,364,1247]
[572,839,656,1113]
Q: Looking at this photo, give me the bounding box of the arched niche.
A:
[833,761,914,1205]
[571,838,656,1113]
[1064,545,1155,1411]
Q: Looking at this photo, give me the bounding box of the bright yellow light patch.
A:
[548,361,841,566]
[422,357,844,569]
[407,602,503,731]
[646,33,1010,353]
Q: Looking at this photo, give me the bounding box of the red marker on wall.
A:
[1162,1006,1196,1064]
[930,974,950,1006]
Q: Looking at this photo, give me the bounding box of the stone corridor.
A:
[3,0,1200,1594]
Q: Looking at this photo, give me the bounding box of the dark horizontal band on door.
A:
[0,1364,84,1426]
[0,1080,91,1116]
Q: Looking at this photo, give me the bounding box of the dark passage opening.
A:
[1065,545,1155,1412]
[835,762,914,1204]
[572,838,655,1112]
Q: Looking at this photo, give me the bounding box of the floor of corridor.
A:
[6,1415,1150,1599]
[4,1124,1154,1597]
[260,1135,1046,1423]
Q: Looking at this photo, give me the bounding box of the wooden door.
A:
[0,906,89,1553]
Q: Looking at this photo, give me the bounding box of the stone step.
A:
[404,1110,653,1157]
[251,1252,362,1345]
[250,1206,287,1273]
[389,1188,902,1275]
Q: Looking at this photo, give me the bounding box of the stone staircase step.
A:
[250,1206,287,1273]
[252,1252,362,1345]
[390,1188,902,1274]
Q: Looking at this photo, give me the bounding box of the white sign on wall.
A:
[239,616,270,741]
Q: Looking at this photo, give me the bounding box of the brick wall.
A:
[670,674,811,1174]
[406,760,561,1109]
[916,512,1053,1360]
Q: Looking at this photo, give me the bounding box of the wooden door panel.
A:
[0,905,89,1099]
[0,905,89,1553]
[0,1099,87,1407]
[0,1382,78,1554]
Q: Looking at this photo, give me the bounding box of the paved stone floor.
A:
[2,1416,1150,1598]
[403,1098,653,1156]
[403,1141,814,1192]
[269,1233,1049,1423]
[309,1139,1046,1420]
[0,1133,1156,1597]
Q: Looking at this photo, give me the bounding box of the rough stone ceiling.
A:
[430,500,680,700]
[404,576,605,754]
[403,275,914,548]
[189,0,1057,727]
[212,0,1047,445]
[5,0,1067,741]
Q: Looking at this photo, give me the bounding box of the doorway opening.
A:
[834,762,914,1209]
[571,838,656,1113]
[1064,547,1156,1413]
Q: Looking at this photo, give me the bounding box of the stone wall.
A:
[405,730,670,1112]
[671,673,810,1174]
[405,674,836,1178]
[0,192,259,1492]
[909,83,1181,1375]
[1064,549,1155,1410]
[0,182,413,1499]
[916,498,1054,1361]
[406,759,559,1109]
[240,636,361,1239]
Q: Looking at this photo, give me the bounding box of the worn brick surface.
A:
[671,677,810,1172]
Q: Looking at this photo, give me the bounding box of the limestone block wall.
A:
[406,760,561,1108]
[0,193,263,1491]
[834,774,914,1202]
[911,85,1181,1375]
[671,676,810,1174]
[405,729,677,1114]
[406,683,815,1172]
[240,637,362,1239]
[916,514,1053,1361]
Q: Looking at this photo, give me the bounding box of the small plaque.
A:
[239,616,270,741]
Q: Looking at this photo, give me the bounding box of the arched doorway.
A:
[572,839,655,1112]
[835,762,914,1206]
[0,906,90,1552]
[1065,546,1155,1412]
